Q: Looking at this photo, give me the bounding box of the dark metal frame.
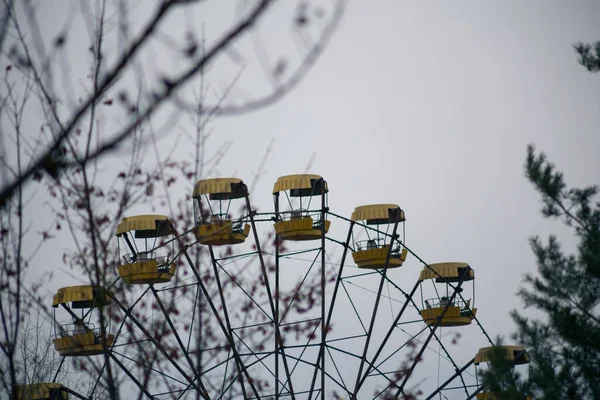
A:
[67,187,498,400]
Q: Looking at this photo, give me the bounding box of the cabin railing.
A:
[122,251,170,267]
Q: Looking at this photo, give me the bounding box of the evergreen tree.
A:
[480,42,600,400]
[575,41,600,72]
[478,343,530,400]
[508,145,600,399]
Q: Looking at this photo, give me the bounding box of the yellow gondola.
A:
[475,345,531,400]
[52,286,114,356]
[272,174,330,241]
[350,204,407,269]
[115,215,176,284]
[16,383,68,400]
[418,262,477,327]
[192,178,251,245]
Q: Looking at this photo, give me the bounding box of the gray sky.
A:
[11,0,600,398]
[211,2,600,395]
[208,0,600,349]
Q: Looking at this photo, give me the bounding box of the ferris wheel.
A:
[19,174,531,400]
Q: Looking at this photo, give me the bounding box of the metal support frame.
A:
[108,351,156,399]
[425,357,475,399]
[208,246,250,399]
[319,183,327,400]
[96,198,499,400]
[52,357,66,383]
[149,285,210,398]
[350,207,402,399]
[248,190,296,399]
[379,273,472,397]
[109,295,208,398]
[274,192,281,398]
[168,221,262,399]
[307,221,354,400]
[62,387,90,400]
[467,385,484,399]
[393,266,473,398]
[88,285,152,398]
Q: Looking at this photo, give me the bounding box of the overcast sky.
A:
[10,1,600,398]
[214,2,600,395]
[201,0,600,376]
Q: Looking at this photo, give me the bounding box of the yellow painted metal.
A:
[351,204,405,223]
[115,214,170,236]
[16,383,67,400]
[418,262,474,282]
[192,178,244,198]
[117,260,176,284]
[419,305,477,327]
[352,246,408,269]
[52,286,111,308]
[274,217,331,241]
[272,174,327,194]
[194,222,251,245]
[475,345,530,365]
[400,247,408,261]
[52,332,115,356]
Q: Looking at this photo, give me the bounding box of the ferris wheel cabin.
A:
[350,204,408,269]
[475,345,531,400]
[16,383,68,400]
[418,262,477,327]
[115,215,176,284]
[272,174,330,241]
[52,285,114,356]
[192,178,251,245]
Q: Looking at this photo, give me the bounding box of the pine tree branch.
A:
[525,144,594,233]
